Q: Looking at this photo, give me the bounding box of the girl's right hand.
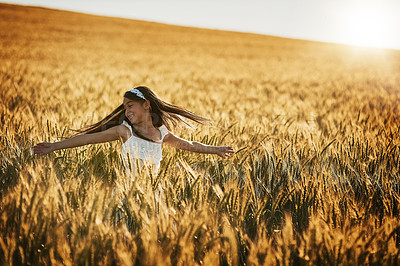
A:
[32,142,55,156]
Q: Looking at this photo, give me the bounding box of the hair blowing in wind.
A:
[74,86,209,138]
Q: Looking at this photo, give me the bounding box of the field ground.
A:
[1,3,400,265]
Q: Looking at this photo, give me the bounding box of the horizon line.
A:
[3,2,400,51]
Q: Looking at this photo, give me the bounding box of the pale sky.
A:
[2,0,400,50]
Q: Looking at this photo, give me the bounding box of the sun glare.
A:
[341,3,395,49]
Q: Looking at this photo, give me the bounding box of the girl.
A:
[32,86,235,175]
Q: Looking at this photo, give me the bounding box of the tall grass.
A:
[1,3,400,265]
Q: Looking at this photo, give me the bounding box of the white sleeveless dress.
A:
[121,120,169,177]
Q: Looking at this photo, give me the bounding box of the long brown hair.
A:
[74,86,209,141]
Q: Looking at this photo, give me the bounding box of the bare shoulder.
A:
[162,131,176,143]
[114,124,131,142]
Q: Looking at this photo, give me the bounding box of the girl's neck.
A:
[134,115,155,131]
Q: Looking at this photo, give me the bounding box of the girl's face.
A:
[123,98,149,124]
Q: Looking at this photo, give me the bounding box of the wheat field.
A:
[1,3,400,265]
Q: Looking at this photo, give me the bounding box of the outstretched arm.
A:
[163,133,235,158]
[32,125,129,156]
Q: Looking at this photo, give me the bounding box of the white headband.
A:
[128,88,146,100]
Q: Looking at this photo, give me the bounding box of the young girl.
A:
[32,86,235,176]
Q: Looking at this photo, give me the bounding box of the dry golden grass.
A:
[1,3,400,265]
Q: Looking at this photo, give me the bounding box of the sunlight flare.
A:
[341,2,396,49]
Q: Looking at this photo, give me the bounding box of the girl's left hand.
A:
[216,146,235,159]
